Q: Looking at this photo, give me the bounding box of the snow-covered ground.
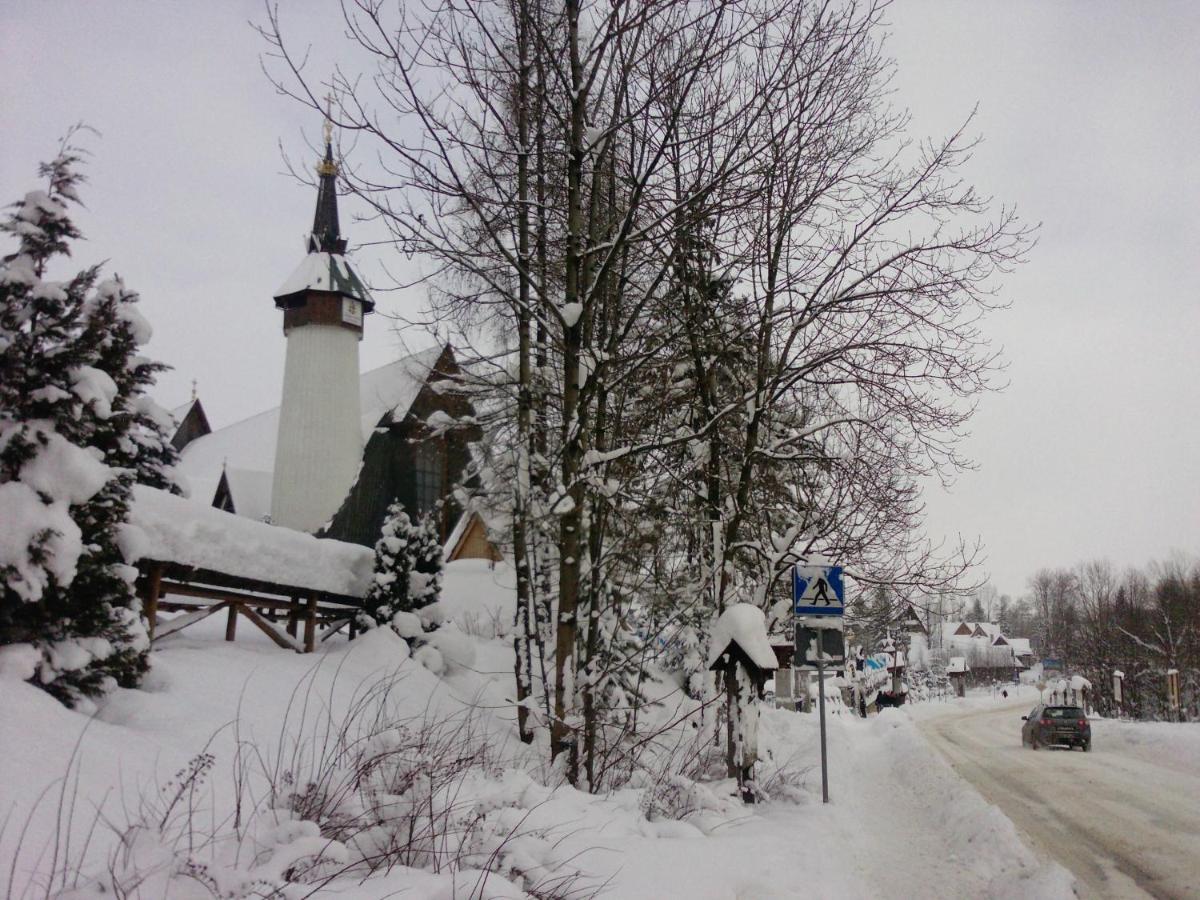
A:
[917,689,1200,899]
[7,569,1164,899]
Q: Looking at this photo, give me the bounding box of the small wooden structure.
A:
[137,560,361,653]
[444,511,502,564]
[708,604,777,803]
[948,656,969,697]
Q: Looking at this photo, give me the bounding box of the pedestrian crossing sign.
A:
[793,565,845,616]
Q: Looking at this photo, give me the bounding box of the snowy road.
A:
[919,699,1200,899]
[600,705,1074,899]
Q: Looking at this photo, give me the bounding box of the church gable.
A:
[169,398,212,453]
[321,345,481,548]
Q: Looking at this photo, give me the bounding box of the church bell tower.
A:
[270,116,374,532]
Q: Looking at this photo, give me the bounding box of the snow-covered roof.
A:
[274,252,372,305]
[947,657,969,674]
[176,346,445,509]
[1008,638,1032,656]
[221,468,273,521]
[707,604,778,671]
[169,399,196,422]
[122,485,373,597]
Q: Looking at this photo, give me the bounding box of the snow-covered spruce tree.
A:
[358,501,444,630]
[82,276,181,492]
[0,147,160,705]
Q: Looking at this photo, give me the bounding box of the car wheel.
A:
[1083,741,1090,752]
[1030,736,1039,750]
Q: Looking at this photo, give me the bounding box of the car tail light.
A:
[1040,718,1051,726]
[1080,720,1089,729]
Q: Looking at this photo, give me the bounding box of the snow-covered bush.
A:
[26,668,597,899]
[358,501,444,631]
[0,143,173,705]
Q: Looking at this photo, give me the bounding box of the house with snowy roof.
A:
[939,621,1030,682]
[169,123,495,561]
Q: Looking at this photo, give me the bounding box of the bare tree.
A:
[262,0,1032,781]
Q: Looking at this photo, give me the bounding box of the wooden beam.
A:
[225,603,239,642]
[153,602,229,642]
[238,605,305,652]
[318,617,354,643]
[159,581,289,610]
[138,558,362,607]
[140,563,164,641]
[303,593,319,653]
[157,580,356,615]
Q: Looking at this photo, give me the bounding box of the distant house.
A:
[898,603,928,636]
[940,621,1029,683]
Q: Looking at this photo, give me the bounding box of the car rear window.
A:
[1045,707,1084,719]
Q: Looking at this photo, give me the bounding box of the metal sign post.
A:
[793,564,845,805]
[817,652,828,804]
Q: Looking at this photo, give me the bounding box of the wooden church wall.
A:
[320,362,480,549]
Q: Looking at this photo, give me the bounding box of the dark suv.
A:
[1022,704,1091,751]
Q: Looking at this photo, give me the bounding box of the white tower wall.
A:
[271,324,363,532]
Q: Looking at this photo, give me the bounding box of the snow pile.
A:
[1092,717,1200,775]
[122,485,374,596]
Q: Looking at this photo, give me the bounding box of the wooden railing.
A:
[136,560,362,652]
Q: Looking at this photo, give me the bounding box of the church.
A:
[169,123,497,564]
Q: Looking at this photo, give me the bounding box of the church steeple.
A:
[309,108,346,254]
[269,107,371,533]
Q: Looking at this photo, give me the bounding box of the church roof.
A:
[177,345,447,504]
[310,136,344,255]
[274,252,373,307]
[218,467,274,521]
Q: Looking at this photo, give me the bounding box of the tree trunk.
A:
[551,0,586,781]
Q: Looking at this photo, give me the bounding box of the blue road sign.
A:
[794,565,845,616]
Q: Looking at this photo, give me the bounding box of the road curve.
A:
[919,701,1200,899]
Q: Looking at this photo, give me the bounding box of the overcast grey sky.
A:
[3,2,1197,599]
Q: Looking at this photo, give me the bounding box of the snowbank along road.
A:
[918,696,1200,899]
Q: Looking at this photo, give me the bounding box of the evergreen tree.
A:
[81,277,181,492]
[0,144,166,706]
[968,595,986,623]
[359,501,444,629]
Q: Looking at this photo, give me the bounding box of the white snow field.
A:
[2,566,1080,899]
[914,689,1200,899]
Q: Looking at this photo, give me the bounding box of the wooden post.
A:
[225,603,239,642]
[303,593,318,653]
[287,596,299,637]
[141,564,164,641]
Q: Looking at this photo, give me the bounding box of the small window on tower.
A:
[414,442,442,516]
